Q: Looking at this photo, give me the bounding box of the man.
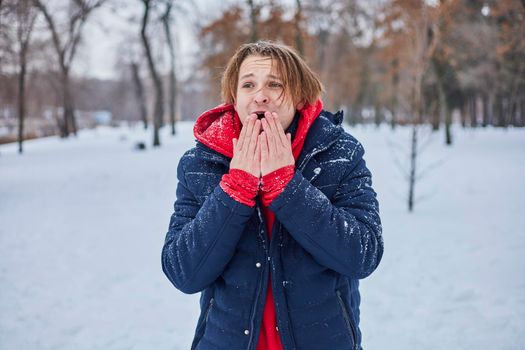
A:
[162,41,383,350]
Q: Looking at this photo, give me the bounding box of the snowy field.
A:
[1,122,524,350]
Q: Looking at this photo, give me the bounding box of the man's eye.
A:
[269,82,283,88]
[242,82,253,88]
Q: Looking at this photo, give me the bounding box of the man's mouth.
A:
[254,111,267,119]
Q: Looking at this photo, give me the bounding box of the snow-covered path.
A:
[1,123,524,349]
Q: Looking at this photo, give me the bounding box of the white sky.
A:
[76,0,218,80]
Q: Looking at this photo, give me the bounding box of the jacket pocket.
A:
[335,290,357,349]
[204,297,214,322]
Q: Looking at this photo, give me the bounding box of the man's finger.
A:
[272,112,289,147]
[286,133,293,152]
[238,114,255,151]
[260,131,268,163]
[241,114,256,156]
[247,119,260,156]
[262,115,277,155]
[254,132,261,165]
[264,111,278,139]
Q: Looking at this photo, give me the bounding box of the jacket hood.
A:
[194,100,324,160]
[193,103,241,158]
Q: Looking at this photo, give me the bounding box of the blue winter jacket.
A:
[162,110,383,350]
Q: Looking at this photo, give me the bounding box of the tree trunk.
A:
[354,53,371,125]
[510,100,518,126]
[168,62,176,135]
[294,0,304,56]
[432,85,442,131]
[481,93,489,127]
[131,62,148,129]
[53,105,65,137]
[445,107,452,145]
[17,52,27,154]
[61,70,76,137]
[247,0,258,42]
[141,0,164,147]
[162,2,177,135]
[15,0,37,153]
[390,107,397,130]
[518,98,525,127]
[494,94,504,127]
[390,58,399,130]
[408,124,417,212]
[61,76,70,137]
[460,102,467,128]
[374,105,382,127]
[470,94,478,128]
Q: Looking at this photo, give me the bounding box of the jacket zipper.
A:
[336,290,357,349]
[247,208,269,350]
[264,222,297,350]
[248,138,338,350]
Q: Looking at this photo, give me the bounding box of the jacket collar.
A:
[295,110,344,169]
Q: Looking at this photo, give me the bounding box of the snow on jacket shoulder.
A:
[162,110,383,350]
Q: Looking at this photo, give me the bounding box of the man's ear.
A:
[296,100,305,110]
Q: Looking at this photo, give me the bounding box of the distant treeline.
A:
[198,0,524,131]
[0,0,523,150]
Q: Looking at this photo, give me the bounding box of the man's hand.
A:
[230,114,261,177]
[259,111,294,176]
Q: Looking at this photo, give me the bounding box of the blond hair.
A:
[221,41,324,106]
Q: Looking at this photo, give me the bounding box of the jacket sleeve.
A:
[161,154,255,294]
[269,142,383,280]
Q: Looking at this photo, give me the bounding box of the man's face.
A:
[234,55,298,130]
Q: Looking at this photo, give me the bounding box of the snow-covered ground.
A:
[1,122,524,349]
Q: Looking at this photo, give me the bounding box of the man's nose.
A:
[254,88,269,104]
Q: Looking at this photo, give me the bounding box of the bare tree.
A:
[33,0,105,138]
[380,0,439,211]
[15,0,38,153]
[117,33,148,129]
[407,3,438,212]
[388,128,445,212]
[1,1,38,153]
[161,0,177,135]
[140,0,164,147]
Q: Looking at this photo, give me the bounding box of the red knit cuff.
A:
[220,169,259,207]
[260,165,295,206]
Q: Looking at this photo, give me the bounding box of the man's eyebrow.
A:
[239,73,254,80]
[239,73,282,80]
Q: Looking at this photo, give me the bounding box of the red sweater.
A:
[194,100,323,349]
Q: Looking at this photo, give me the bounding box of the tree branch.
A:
[32,0,65,68]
